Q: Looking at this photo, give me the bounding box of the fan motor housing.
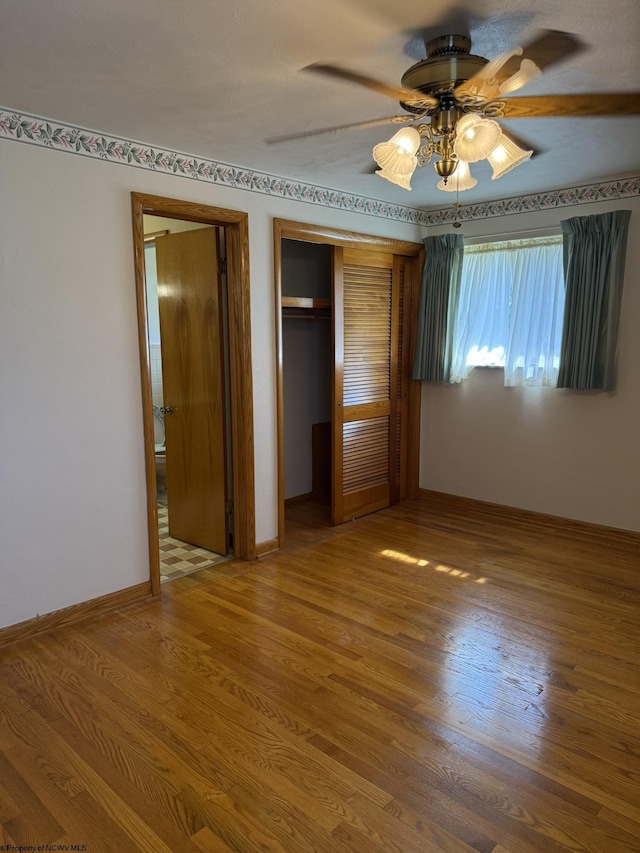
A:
[400,34,488,109]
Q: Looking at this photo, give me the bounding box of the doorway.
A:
[132,193,255,595]
[143,218,230,581]
[274,219,424,548]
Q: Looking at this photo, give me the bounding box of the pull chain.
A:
[452,180,462,229]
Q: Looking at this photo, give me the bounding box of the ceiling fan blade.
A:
[512,29,585,73]
[304,63,438,108]
[455,29,585,103]
[498,92,640,118]
[265,115,416,144]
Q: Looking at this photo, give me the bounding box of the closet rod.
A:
[282,312,330,320]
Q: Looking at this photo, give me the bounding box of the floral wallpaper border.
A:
[1,107,638,226]
[426,175,640,226]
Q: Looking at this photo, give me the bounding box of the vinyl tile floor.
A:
[157,505,229,582]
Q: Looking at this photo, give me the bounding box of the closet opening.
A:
[281,239,333,534]
[274,218,424,551]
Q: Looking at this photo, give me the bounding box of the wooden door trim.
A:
[406,244,424,501]
[389,255,401,506]
[274,218,423,546]
[132,192,255,596]
[275,219,423,256]
[331,246,345,526]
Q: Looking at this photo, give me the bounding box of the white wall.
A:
[420,197,640,532]
[0,139,423,629]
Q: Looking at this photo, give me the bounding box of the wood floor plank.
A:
[0,493,639,851]
[432,700,640,825]
[219,781,353,853]
[42,632,238,793]
[0,779,21,824]
[393,732,640,853]
[564,663,640,705]
[191,826,237,853]
[10,647,230,814]
[4,709,85,799]
[50,714,205,852]
[310,733,499,853]
[90,609,395,835]
[0,750,65,845]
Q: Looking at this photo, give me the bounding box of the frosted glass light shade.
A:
[487,133,533,179]
[372,127,421,174]
[375,166,415,191]
[453,114,502,163]
[437,160,477,192]
[499,58,542,94]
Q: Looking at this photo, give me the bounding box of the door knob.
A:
[161,406,174,415]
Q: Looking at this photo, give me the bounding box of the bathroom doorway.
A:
[144,219,229,581]
[132,193,255,594]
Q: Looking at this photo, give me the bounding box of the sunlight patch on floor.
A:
[380,548,487,583]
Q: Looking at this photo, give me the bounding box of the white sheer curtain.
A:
[449,237,564,386]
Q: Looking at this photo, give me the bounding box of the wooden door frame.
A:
[132,193,255,595]
[274,218,423,547]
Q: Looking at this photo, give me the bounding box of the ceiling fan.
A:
[270,30,640,193]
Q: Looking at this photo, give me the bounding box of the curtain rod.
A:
[462,225,561,244]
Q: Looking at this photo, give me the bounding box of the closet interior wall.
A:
[281,239,332,503]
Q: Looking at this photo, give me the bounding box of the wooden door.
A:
[155,228,228,554]
[332,246,404,524]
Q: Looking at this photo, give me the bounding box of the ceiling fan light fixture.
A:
[372,127,421,174]
[453,114,502,162]
[375,167,415,190]
[437,159,477,192]
[499,58,542,94]
[487,132,533,179]
[295,30,640,200]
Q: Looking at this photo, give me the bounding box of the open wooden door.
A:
[155,227,228,555]
[332,246,403,524]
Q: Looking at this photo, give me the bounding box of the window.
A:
[449,236,565,387]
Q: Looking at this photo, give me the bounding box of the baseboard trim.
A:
[418,489,640,544]
[256,537,280,558]
[0,581,153,647]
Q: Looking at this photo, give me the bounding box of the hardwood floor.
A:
[1,492,640,852]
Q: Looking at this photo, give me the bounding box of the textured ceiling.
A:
[2,0,639,210]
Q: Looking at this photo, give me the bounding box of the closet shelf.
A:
[282,296,330,309]
[282,296,331,319]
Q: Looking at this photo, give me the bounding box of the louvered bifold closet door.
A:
[332,247,400,524]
